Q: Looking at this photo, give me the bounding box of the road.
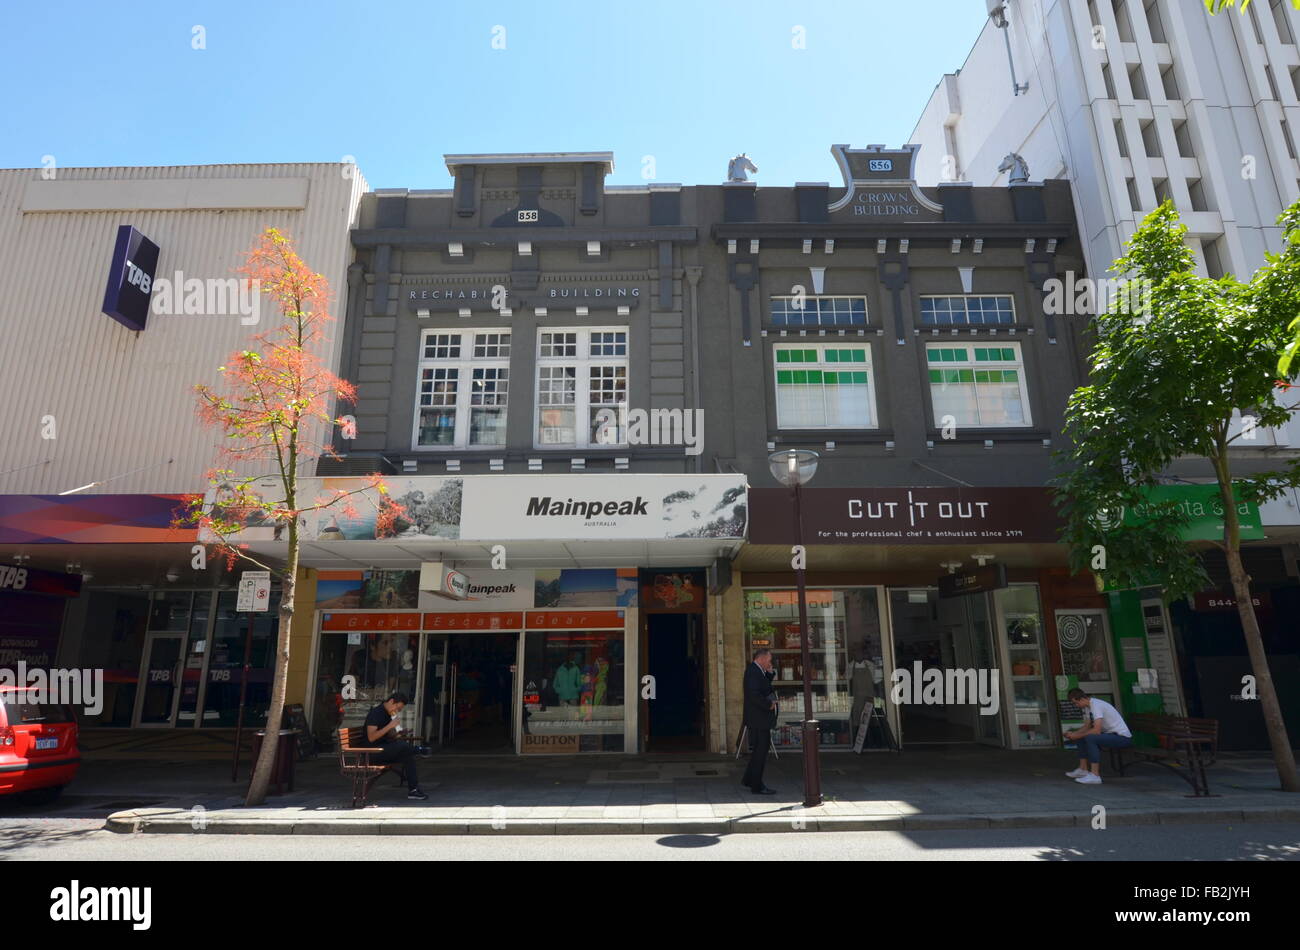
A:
[0,818,1297,860]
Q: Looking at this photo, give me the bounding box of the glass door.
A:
[134,634,185,727]
[421,634,449,746]
[992,585,1054,748]
[1053,608,1119,743]
[965,594,1005,747]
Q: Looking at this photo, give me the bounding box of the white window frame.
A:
[769,295,868,326]
[925,341,1033,429]
[411,328,511,450]
[919,294,1017,326]
[534,326,629,449]
[772,342,878,430]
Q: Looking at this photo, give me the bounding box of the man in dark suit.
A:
[742,648,778,795]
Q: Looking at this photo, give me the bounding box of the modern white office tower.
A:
[911,0,1300,283]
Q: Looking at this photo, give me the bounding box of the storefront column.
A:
[718,583,746,755]
[285,567,317,709]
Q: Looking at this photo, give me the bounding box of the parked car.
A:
[0,687,80,804]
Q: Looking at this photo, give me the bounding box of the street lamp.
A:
[768,448,822,807]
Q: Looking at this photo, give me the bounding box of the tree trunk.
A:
[245,519,298,805]
[1218,463,1299,792]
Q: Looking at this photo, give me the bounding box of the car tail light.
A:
[0,727,13,747]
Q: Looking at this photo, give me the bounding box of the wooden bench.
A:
[1108,713,1219,797]
[335,727,423,808]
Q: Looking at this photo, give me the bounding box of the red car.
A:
[0,687,80,804]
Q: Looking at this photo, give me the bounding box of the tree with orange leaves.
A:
[180,227,402,806]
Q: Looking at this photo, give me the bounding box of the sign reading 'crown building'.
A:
[828,144,943,222]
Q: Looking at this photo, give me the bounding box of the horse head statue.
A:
[998,153,1030,184]
[727,153,758,182]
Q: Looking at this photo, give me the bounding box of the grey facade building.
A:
[302,148,1121,758]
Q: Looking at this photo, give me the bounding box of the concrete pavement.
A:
[69,745,1300,836]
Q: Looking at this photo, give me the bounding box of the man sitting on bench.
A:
[1063,687,1132,785]
[363,693,429,801]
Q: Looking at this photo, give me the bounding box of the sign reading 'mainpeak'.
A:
[462,475,747,541]
[1118,484,1264,541]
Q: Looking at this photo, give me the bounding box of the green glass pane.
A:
[974,348,987,361]
[943,369,960,383]
[959,369,974,382]
[928,369,943,383]
[793,371,807,383]
[825,350,839,362]
[1002,348,1015,361]
[927,349,941,363]
[824,374,838,385]
[851,350,866,362]
[953,349,968,361]
[777,370,792,384]
[807,370,822,383]
[852,372,868,384]
[975,370,989,383]
[776,350,791,363]
[1004,370,1018,381]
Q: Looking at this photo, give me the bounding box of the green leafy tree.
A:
[1206,0,1300,13]
[1057,202,1300,792]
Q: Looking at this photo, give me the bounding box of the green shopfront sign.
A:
[1116,484,1265,542]
[1095,484,1265,592]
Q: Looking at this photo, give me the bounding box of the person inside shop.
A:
[364,692,429,801]
[848,645,877,734]
[1063,687,1132,785]
[741,648,779,795]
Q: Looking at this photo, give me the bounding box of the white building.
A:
[0,162,367,495]
[910,0,1300,484]
[0,163,366,740]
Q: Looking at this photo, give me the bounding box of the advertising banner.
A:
[750,486,1062,545]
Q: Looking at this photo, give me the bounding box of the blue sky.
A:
[1,1,990,189]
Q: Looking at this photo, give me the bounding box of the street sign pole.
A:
[231,571,271,784]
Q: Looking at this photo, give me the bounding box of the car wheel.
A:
[19,785,64,806]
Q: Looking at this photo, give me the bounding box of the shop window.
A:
[919,295,1015,326]
[773,343,877,429]
[926,343,1033,428]
[535,327,628,448]
[521,628,625,752]
[196,591,280,728]
[744,588,884,749]
[313,629,421,745]
[414,329,510,449]
[769,296,867,326]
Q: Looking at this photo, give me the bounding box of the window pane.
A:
[539,332,578,358]
[931,378,977,427]
[423,333,462,359]
[418,407,457,445]
[824,379,870,426]
[470,407,507,445]
[538,407,576,445]
[975,380,1026,425]
[473,332,511,359]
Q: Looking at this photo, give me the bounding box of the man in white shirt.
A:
[1063,687,1132,785]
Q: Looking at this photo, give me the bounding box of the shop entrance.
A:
[643,613,707,751]
[424,633,519,753]
[888,589,1004,746]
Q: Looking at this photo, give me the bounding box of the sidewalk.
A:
[84,746,1300,836]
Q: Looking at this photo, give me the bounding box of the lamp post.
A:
[768,448,821,807]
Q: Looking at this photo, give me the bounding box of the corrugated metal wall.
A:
[0,163,367,494]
